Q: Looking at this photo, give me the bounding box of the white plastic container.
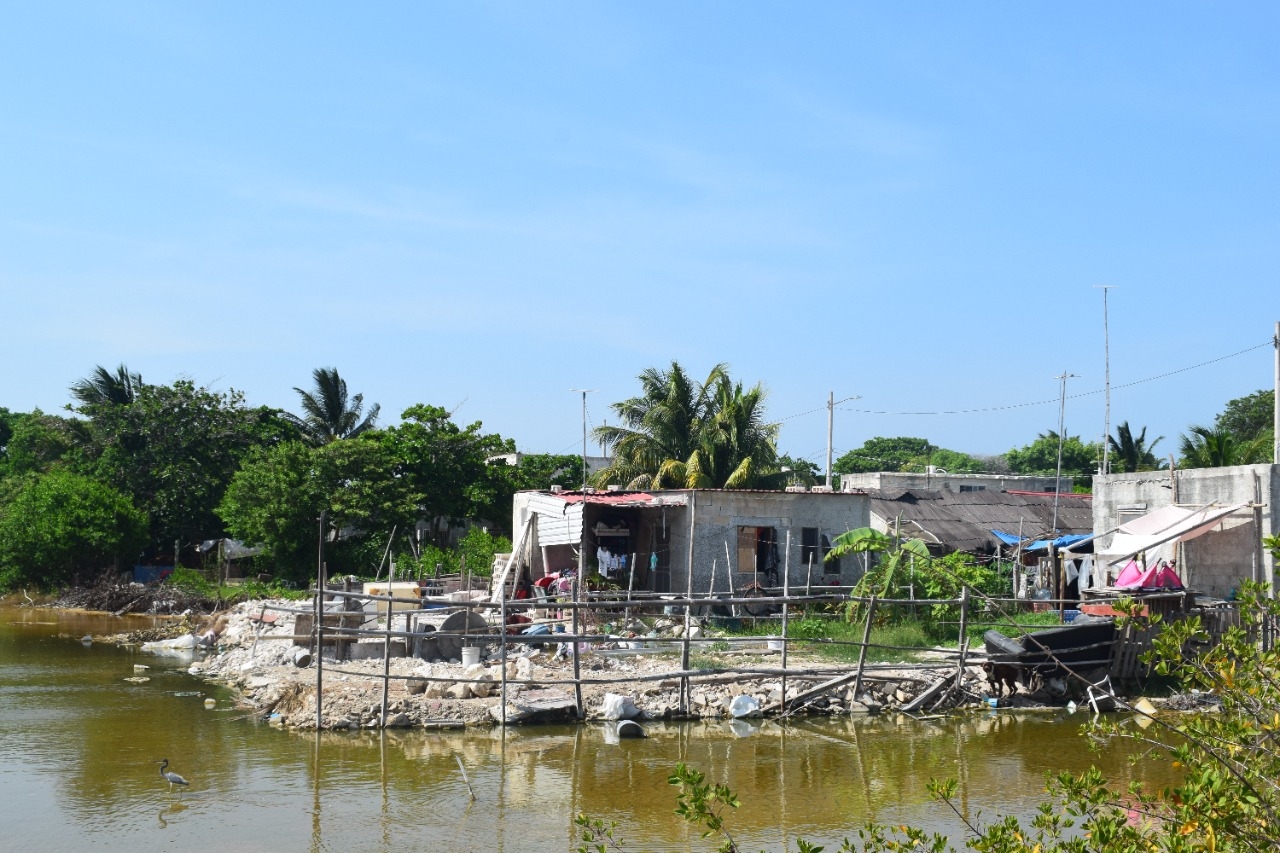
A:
[460,646,481,667]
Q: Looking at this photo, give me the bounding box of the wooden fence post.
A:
[781,530,791,711]
[380,594,392,725]
[314,511,326,731]
[852,595,877,703]
[955,586,970,690]
[500,583,508,726]
[681,493,697,714]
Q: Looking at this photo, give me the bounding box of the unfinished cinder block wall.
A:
[661,490,870,595]
[1093,464,1278,598]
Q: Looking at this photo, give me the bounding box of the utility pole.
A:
[1051,371,1079,535]
[1273,321,1279,464]
[1095,285,1116,475]
[570,389,597,490]
[825,391,834,488]
[825,392,861,489]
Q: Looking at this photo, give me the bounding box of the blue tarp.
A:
[990,531,1092,551]
[991,530,1022,546]
[1024,534,1092,552]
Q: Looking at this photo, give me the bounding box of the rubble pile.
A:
[122,599,1097,730]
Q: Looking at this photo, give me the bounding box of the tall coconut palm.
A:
[1107,421,1164,472]
[592,362,779,489]
[1179,424,1273,468]
[69,364,143,407]
[286,367,380,444]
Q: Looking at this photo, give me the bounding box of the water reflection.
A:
[1,605,1176,853]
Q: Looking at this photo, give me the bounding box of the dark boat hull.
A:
[984,617,1116,671]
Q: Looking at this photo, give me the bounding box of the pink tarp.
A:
[1114,560,1184,590]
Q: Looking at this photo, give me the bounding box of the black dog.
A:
[982,661,1020,697]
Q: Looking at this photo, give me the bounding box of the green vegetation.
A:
[1,364,1272,595]
[1178,424,1273,468]
[1214,389,1275,447]
[0,469,147,590]
[833,436,985,475]
[1004,429,1101,484]
[166,566,309,603]
[402,526,512,579]
[1107,420,1165,472]
[284,366,380,444]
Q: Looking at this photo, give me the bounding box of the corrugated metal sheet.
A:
[869,488,1093,554]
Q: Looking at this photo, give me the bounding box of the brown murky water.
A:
[0,605,1174,852]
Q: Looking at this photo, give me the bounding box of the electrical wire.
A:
[778,339,1274,421]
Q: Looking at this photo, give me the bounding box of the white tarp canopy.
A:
[1096,503,1249,564]
[197,538,264,560]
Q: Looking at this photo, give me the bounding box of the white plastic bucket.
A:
[461,646,481,667]
[767,637,784,652]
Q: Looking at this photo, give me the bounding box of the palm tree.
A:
[286,367,380,444]
[1107,421,1165,472]
[1178,425,1272,468]
[592,362,780,489]
[69,364,143,407]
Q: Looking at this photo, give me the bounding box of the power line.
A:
[778,339,1273,421]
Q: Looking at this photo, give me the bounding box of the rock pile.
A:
[140,599,1092,730]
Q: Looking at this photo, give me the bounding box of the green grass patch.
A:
[727,616,937,664]
[961,608,1066,646]
[168,566,310,603]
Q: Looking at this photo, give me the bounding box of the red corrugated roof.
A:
[558,491,657,505]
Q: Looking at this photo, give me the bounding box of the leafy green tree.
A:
[918,447,985,474]
[0,410,84,478]
[1178,424,1272,468]
[1107,420,1165,472]
[285,367,380,444]
[68,363,144,407]
[217,441,323,576]
[833,437,986,476]
[593,362,780,489]
[1213,388,1274,443]
[0,408,13,461]
[777,453,821,487]
[387,404,515,542]
[219,436,421,579]
[833,436,933,474]
[74,380,296,550]
[1004,430,1100,483]
[0,469,147,590]
[497,453,584,493]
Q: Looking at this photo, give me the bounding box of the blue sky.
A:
[3,3,1277,467]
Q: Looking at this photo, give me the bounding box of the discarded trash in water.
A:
[1131,697,1158,729]
[204,698,216,709]
[124,676,151,683]
[617,720,645,739]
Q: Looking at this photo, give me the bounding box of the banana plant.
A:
[826,526,933,621]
